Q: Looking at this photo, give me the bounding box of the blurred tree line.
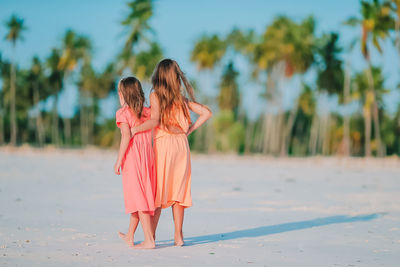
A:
[1,0,400,157]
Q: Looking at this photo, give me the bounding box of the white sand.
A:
[0,148,399,266]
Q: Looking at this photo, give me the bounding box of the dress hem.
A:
[156,200,192,209]
[125,209,155,216]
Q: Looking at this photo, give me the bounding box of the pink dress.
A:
[116,106,156,215]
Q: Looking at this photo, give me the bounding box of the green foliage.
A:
[345,0,394,58]
[46,48,64,95]
[59,29,92,72]
[132,42,163,81]
[218,62,240,116]
[252,15,315,77]
[96,119,118,148]
[213,111,245,152]
[226,28,256,55]
[353,66,388,107]
[122,0,153,49]
[0,2,400,157]
[4,14,26,45]
[119,0,155,71]
[191,34,227,70]
[316,33,344,97]
[298,84,316,116]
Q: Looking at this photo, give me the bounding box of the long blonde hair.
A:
[151,59,195,130]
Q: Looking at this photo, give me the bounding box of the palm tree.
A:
[191,34,227,71]
[353,66,388,156]
[119,0,154,73]
[58,29,92,146]
[345,0,394,156]
[391,1,400,55]
[132,42,163,81]
[390,0,400,89]
[4,14,26,146]
[78,62,117,145]
[26,56,46,146]
[225,28,259,153]
[218,62,240,117]
[281,16,315,156]
[249,16,315,155]
[294,84,316,155]
[226,28,256,56]
[312,33,345,155]
[191,34,227,152]
[0,53,4,144]
[46,48,64,146]
[213,61,245,152]
[77,62,118,147]
[96,63,117,99]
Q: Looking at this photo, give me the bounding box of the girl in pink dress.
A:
[114,77,156,249]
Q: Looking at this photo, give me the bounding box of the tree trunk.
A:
[264,63,284,155]
[322,113,331,155]
[365,60,382,157]
[0,93,4,144]
[244,121,254,153]
[343,116,351,155]
[193,122,205,152]
[80,91,86,147]
[206,119,215,153]
[280,75,301,157]
[63,117,71,145]
[89,97,96,146]
[253,116,263,153]
[371,96,383,156]
[10,45,17,146]
[52,94,59,146]
[317,113,324,154]
[396,17,400,66]
[342,62,351,156]
[363,101,372,157]
[275,112,285,155]
[33,82,44,146]
[262,113,272,154]
[309,114,319,155]
[280,100,299,156]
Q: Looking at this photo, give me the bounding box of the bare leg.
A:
[151,207,162,240]
[172,204,185,246]
[133,211,155,249]
[118,212,139,247]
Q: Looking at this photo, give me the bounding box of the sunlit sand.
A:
[0,148,399,266]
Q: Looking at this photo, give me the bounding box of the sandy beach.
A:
[0,148,399,266]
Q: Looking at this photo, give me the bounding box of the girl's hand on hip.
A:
[186,127,193,136]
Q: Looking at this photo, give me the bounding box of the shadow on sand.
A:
[156,213,383,247]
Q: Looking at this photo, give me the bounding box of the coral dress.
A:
[116,106,156,215]
[153,96,192,209]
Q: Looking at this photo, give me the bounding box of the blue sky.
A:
[0,0,399,119]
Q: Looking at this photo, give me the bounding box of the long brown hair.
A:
[118,76,145,118]
[151,59,196,130]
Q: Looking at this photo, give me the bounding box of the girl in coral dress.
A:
[114,77,156,249]
[130,59,212,246]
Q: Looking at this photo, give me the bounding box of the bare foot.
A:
[133,240,155,249]
[118,232,134,247]
[174,233,184,246]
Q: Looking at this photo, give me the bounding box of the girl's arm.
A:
[131,92,160,136]
[114,123,131,175]
[187,101,212,136]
